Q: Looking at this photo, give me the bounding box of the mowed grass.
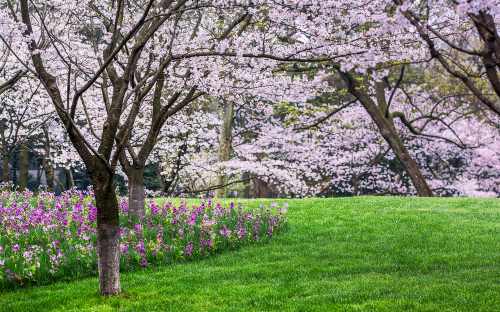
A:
[1,196,499,311]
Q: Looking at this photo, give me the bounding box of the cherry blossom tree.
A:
[1,0,328,295]
[393,0,500,116]
[0,74,53,184]
[0,0,498,296]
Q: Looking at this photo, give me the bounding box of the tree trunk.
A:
[36,166,42,188]
[252,178,273,198]
[156,163,165,192]
[216,101,234,198]
[127,166,145,222]
[342,75,433,197]
[19,144,29,190]
[2,154,9,183]
[43,158,55,192]
[351,174,360,196]
[92,160,121,296]
[381,131,432,196]
[41,126,55,192]
[359,81,432,196]
[241,172,251,198]
[65,167,75,190]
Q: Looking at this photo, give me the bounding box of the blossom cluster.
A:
[0,189,287,288]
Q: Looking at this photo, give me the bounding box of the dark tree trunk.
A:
[2,154,9,183]
[156,163,165,192]
[65,167,75,190]
[361,101,432,196]
[380,130,432,196]
[241,172,251,198]
[41,126,55,192]
[252,178,273,198]
[92,160,121,296]
[351,174,360,196]
[11,153,17,186]
[341,75,433,197]
[19,144,29,190]
[43,158,55,192]
[127,166,145,222]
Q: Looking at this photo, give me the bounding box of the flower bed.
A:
[0,189,287,288]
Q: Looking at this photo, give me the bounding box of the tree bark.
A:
[36,166,42,188]
[216,100,234,198]
[19,144,29,190]
[252,178,273,198]
[471,12,500,101]
[92,159,121,296]
[2,154,9,183]
[41,126,55,192]
[127,166,145,222]
[65,167,75,190]
[43,158,55,192]
[341,74,433,196]
[241,172,251,198]
[156,162,165,192]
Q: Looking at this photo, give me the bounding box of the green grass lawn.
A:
[1,196,499,311]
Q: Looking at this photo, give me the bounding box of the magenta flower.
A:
[188,211,198,226]
[87,203,97,223]
[120,200,129,213]
[134,223,143,234]
[150,201,160,215]
[135,241,145,255]
[120,243,129,254]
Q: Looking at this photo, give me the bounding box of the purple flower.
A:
[87,203,97,223]
[219,225,231,238]
[245,213,254,221]
[267,225,274,237]
[120,200,129,213]
[237,226,246,239]
[0,188,286,285]
[135,241,145,255]
[201,239,213,249]
[184,241,194,257]
[120,243,129,254]
[214,203,224,217]
[253,218,261,241]
[188,211,198,226]
[134,223,143,234]
[150,201,159,215]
